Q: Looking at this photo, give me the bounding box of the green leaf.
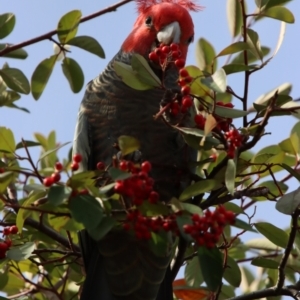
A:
[149,231,171,256]
[198,246,223,292]
[7,242,35,261]
[280,163,300,182]
[276,187,300,215]
[69,194,103,230]
[181,203,202,216]
[246,28,263,61]
[176,215,193,242]
[57,10,82,44]
[279,137,296,155]
[114,61,153,90]
[0,68,30,94]
[131,54,161,87]
[225,159,236,195]
[88,216,116,241]
[0,171,14,194]
[62,57,84,93]
[0,44,27,59]
[254,181,288,200]
[254,222,288,248]
[31,55,57,100]
[223,255,241,287]
[201,68,227,93]
[255,0,270,9]
[226,0,243,37]
[67,35,105,58]
[265,0,292,9]
[185,256,204,287]
[251,257,279,269]
[222,64,255,75]
[48,186,71,206]
[224,202,244,214]
[233,218,257,232]
[217,42,250,57]
[215,105,248,119]
[108,168,131,181]
[15,140,41,150]
[179,179,219,201]
[118,135,140,156]
[230,46,270,64]
[246,238,280,251]
[261,6,294,23]
[37,141,70,163]
[0,13,15,39]
[195,38,217,72]
[0,127,15,154]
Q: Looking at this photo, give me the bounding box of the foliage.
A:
[0,0,299,300]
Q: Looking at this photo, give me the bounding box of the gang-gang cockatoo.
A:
[73,1,200,299]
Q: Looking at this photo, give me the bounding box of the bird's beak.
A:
[156,21,181,45]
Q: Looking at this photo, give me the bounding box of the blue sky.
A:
[1,0,300,287]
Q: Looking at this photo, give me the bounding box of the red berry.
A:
[55,162,63,171]
[170,43,179,51]
[182,96,193,108]
[71,162,79,171]
[3,228,10,236]
[43,177,54,187]
[149,191,159,203]
[119,161,127,171]
[97,162,105,170]
[171,51,179,59]
[141,161,152,173]
[184,76,193,83]
[161,46,170,54]
[225,102,234,108]
[0,168,5,173]
[123,223,131,231]
[0,242,8,251]
[0,251,6,259]
[51,172,61,183]
[79,189,89,195]
[73,154,82,163]
[178,79,186,87]
[179,68,189,77]
[114,181,125,194]
[175,59,185,69]
[9,225,18,235]
[149,52,159,61]
[216,101,224,106]
[210,154,217,162]
[181,85,191,95]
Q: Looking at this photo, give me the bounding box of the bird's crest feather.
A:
[136,0,203,13]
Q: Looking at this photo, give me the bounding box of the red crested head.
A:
[122,0,202,60]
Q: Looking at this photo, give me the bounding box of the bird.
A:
[73,1,200,299]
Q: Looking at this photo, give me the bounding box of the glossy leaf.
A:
[0,44,27,59]
[230,46,270,64]
[226,0,242,37]
[0,127,15,154]
[37,141,70,163]
[88,216,116,241]
[0,13,15,39]
[0,68,30,94]
[176,215,193,242]
[255,0,270,9]
[185,256,204,287]
[215,105,248,119]
[62,57,84,93]
[198,246,223,291]
[254,222,288,248]
[48,186,71,206]
[31,55,57,100]
[223,64,256,75]
[246,238,280,251]
[261,6,294,23]
[57,10,82,44]
[0,171,14,194]
[223,255,241,287]
[67,35,105,58]
[225,159,236,195]
[114,61,153,90]
[280,163,300,182]
[15,140,40,150]
[233,218,257,232]
[108,168,131,181]
[276,187,300,215]
[131,54,161,87]
[118,135,140,156]
[179,179,219,201]
[69,194,103,230]
[195,38,216,72]
[6,242,35,261]
[217,42,250,57]
[251,257,279,269]
[201,68,227,93]
[246,28,263,61]
[265,0,292,9]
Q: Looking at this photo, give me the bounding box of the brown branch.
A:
[0,0,134,57]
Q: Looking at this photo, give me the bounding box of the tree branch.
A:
[0,0,133,57]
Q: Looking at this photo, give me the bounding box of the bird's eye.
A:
[187,35,194,44]
[145,16,152,26]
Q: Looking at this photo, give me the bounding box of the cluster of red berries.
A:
[123,210,178,240]
[214,101,234,132]
[149,43,184,69]
[71,153,82,171]
[43,161,63,187]
[114,160,159,206]
[0,225,18,259]
[183,206,235,248]
[225,128,243,158]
